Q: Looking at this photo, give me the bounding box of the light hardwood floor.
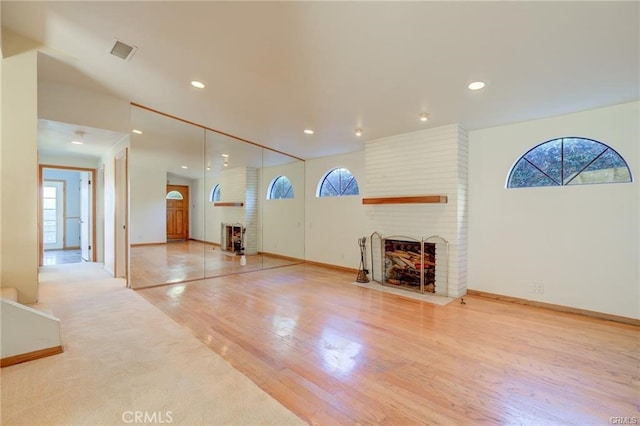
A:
[130,240,303,288]
[138,264,639,425]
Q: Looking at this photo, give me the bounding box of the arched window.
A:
[267,176,294,200]
[317,167,360,197]
[507,137,632,188]
[166,190,184,200]
[209,184,221,202]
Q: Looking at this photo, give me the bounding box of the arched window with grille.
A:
[267,176,294,200]
[507,137,632,188]
[317,167,360,197]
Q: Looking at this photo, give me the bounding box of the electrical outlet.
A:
[532,282,544,294]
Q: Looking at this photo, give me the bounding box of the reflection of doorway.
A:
[39,166,96,266]
[166,185,189,241]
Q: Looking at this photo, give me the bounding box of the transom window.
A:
[166,190,184,200]
[267,176,294,200]
[507,137,632,188]
[317,167,360,197]
[209,184,221,202]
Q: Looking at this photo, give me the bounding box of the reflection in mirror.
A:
[202,130,264,276]
[129,104,305,289]
[261,149,305,267]
[129,106,205,288]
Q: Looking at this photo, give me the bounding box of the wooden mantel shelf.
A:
[362,195,448,205]
[214,202,244,207]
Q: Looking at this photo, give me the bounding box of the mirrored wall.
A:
[129,105,305,289]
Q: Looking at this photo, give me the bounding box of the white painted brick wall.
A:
[364,124,468,297]
[218,167,261,255]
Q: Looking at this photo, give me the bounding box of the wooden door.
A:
[166,185,189,240]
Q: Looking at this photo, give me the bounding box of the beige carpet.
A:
[1,263,305,426]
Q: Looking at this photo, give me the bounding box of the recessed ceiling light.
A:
[181,165,188,169]
[71,141,84,145]
[132,129,142,134]
[468,81,485,90]
[221,154,229,158]
[419,113,430,122]
[304,129,314,135]
[355,128,363,137]
[191,81,205,89]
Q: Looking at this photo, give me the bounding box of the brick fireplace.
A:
[363,125,468,298]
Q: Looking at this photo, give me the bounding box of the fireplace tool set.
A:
[356,236,369,283]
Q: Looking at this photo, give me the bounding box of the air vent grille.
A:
[110,40,137,61]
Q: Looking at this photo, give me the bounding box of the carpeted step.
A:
[0,287,18,302]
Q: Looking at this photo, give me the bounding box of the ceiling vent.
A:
[109,39,137,61]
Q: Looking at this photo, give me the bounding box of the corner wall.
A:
[1,49,39,303]
[468,101,639,319]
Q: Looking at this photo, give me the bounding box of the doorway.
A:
[114,148,129,282]
[39,166,96,266]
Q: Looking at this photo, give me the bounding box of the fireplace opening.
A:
[384,238,436,293]
[221,223,245,255]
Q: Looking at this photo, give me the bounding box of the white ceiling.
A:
[3,1,639,160]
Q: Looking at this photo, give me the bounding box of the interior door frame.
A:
[114,148,129,285]
[38,165,97,266]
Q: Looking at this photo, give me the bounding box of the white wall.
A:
[1,49,39,303]
[38,81,130,134]
[305,151,366,269]
[262,161,305,258]
[1,298,61,359]
[468,101,639,319]
[129,165,167,244]
[193,176,222,244]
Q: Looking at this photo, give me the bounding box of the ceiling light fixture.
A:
[181,165,188,169]
[132,129,142,134]
[304,129,314,135]
[419,113,430,122]
[468,81,485,90]
[221,154,229,158]
[191,80,205,89]
[355,128,363,137]
[71,141,84,145]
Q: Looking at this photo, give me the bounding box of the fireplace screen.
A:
[369,233,449,295]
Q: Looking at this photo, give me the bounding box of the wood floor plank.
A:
[137,263,640,425]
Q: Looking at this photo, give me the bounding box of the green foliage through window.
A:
[267,176,294,200]
[507,137,632,188]
[318,168,360,197]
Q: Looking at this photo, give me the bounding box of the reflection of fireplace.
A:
[384,238,436,293]
[221,223,244,254]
